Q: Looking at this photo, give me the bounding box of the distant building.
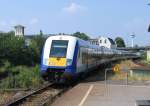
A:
[98,36,116,49]
[14,25,25,37]
[89,38,99,45]
[89,36,117,49]
[13,24,54,45]
[147,50,150,61]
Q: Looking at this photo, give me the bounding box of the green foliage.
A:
[128,73,150,81]
[141,52,147,60]
[29,35,46,64]
[0,31,46,89]
[0,60,11,74]
[72,32,90,40]
[0,32,28,65]
[40,30,43,36]
[0,65,43,89]
[0,31,46,66]
[115,37,126,47]
[0,60,11,72]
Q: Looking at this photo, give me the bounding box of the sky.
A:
[0,0,150,46]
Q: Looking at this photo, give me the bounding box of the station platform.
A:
[51,81,150,106]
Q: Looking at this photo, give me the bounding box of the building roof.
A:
[108,38,115,45]
[14,25,25,28]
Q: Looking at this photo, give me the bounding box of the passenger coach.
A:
[40,35,136,83]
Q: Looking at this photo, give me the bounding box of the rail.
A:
[3,83,54,106]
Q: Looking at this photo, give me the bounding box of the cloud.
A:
[29,18,39,25]
[63,3,86,14]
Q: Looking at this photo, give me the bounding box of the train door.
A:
[76,47,88,73]
[86,47,89,69]
[76,47,83,73]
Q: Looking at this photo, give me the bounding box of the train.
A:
[40,35,137,83]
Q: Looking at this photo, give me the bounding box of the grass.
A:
[110,72,127,80]
[141,60,150,66]
[128,75,150,81]
[110,71,150,81]
[0,63,44,89]
[140,52,150,66]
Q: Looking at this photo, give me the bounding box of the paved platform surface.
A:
[51,81,150,106]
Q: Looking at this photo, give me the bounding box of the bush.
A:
[0,32,46,66]
[0,60,11,73]
[141,52,147,60]
[0,65,44,89]
[29,35,46,65]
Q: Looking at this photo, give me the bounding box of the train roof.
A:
[46,35,103,49]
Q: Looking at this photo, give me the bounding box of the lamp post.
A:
[130,34,135,48]
[148,3,150,32]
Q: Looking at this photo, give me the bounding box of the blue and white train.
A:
[40,35,137,83]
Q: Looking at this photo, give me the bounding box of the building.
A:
[147,50,150,61]
[13,24,53,45]
[14,25,25,37]
[89,38,99,45]
[89,36,117,49]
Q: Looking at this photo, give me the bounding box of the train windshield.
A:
[50,40,68,58]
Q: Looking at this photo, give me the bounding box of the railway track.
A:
[3,83,68,106]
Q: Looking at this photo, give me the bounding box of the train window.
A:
[100,40,102,43]
[82,48,88,64]
[50,40,68,58]
[96,41,98,45]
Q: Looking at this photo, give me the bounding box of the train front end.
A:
[40,35,78,83]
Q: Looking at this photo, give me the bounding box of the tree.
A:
[40,30,43,36]
[115,37,126,47]
[0,32,29,65]
[29,35,46,64]
[72,32,90,40]
[0,31,47,66]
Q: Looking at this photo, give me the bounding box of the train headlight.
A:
[66,59,72,66]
